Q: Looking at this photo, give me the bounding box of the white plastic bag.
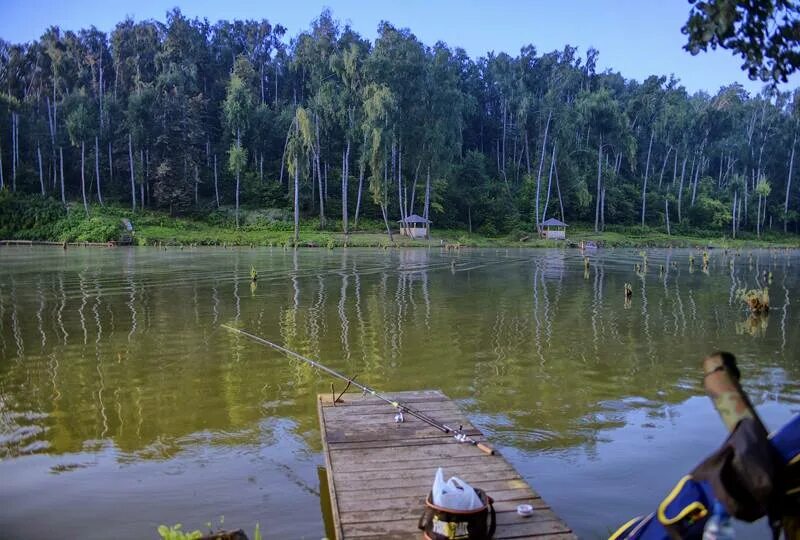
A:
[431,467,483,510]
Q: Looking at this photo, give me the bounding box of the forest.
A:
[1,8,799,241]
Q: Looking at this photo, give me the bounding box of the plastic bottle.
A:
[702,501,735,540]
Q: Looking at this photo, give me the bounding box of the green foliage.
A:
[756,177,772,197]
[689,196,732,229]
[64,93,95,146]
[286,107,314,178]
[157,524,202,540]
[228,144,248,175]
[224,69,253,137]
[0,190,66,239]
[64,215,120,242]
[2,8,800,238]
[682,0,800,83]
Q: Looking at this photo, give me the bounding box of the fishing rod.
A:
[221,324,494,455]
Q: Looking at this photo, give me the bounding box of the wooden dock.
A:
[317,389,575,539]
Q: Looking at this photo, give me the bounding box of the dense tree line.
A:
[1,9,799,237]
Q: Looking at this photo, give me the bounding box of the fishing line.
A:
[221,324,494,454]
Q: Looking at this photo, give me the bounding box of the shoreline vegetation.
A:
[2,198,798,250]
[1,9,800,257]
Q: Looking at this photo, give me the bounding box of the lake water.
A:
[0,246,798,539]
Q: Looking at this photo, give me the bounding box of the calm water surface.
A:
[0,246,798,539]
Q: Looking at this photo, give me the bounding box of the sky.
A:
[0,0,795,95]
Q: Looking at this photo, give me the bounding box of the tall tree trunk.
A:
[500,100,507,180]
[59,146,65,205]
[99,62,104,130]
[80,140,88,216]
[37,143,44,196]
[354,151,364,230]
[665,198,671,235]
[315,117,325,228]
[554,152,565,221]
[737,197,742,235]
[214,154,220,208]
[235,127,241,228]
[324,161,329,203]
[423,164,431,238]
[11,113,17,191]
[409,158,422,216]
[785,132,796,232]
[678,156,687,222]
[744,170,749,225]
[397,145,406,231]
[108,141,113,186]
[382,158,393,241]
[293,157,299,244]
[732,191,738,238]
[757,192,762,237]
[658,146,672,188]
[601,187,606,231]
[342,140,350,235]
[691,155,702,206]
[145,149,150,206]
[673,148,679,186]
[260,62,265,105]
[47,96,55,147]
[543,143,556,223]
[140,149,145,208]
[194,163,199,206]
[524,130,532,176]
[279,121,292,188]
[535,110,552,230]
[94,136,103,205]
[687,153,696,196]
[380,202,393,241]
[15,113,20,190]
[47,97,56,192]
[53,79,58,140]
[641,130,654,227]
[128,133,136,211]
[259,153,263,183]
[594,138,602,233]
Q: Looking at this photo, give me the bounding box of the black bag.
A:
[690,417,782,522]
[418,487,496,540]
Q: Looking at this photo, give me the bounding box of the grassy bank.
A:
[131,220,800,249]
[1,194,798,249]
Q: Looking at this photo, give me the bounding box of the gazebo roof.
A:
[540,218,568,227]
[398,214,432,224]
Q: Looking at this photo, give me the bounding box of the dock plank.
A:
[318,390,574,539]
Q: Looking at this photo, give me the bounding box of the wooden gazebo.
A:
[398,214,431,239]
[539,217,568,240]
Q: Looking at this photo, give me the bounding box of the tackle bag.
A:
[609,414,800,540]
[418,487,496,540]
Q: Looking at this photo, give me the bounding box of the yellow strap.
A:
[608,516,641,540]
[657,475,708,525]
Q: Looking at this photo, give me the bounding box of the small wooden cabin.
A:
[540,217,568,240]
[398,214,431,239]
